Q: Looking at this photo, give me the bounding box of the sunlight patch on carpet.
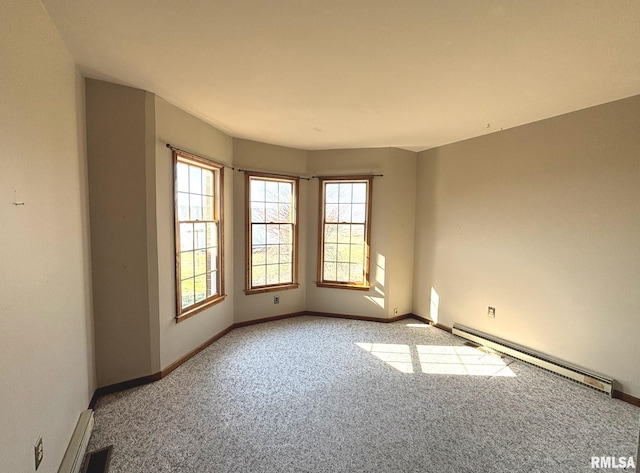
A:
[356,343,516,377]
[356,343,413,373]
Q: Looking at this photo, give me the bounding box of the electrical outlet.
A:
[274,296,280,304]
[34,437,43,470]
[487,306,496,318]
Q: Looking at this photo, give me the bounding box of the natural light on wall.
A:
[365,286,385,309]
[430,287,440,324]
[365,253,386,309]
[375,253,385,286]
[356,342,516,377]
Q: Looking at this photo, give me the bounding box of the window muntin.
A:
[247,174,299,293]
[174,151,224,319]
[318,177,372,289]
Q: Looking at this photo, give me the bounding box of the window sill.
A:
[315,282,371,291]
[245,283,300,295]
[175,294,227,323]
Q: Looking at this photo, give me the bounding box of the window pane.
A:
[324,262,336,281]
[180,223,194,251]
[266,181,279,202]
[251,203,266,223]
[194,249,207,275]
[207,222,217,247]
[178,192,190,220]
[251,179,265,202]
[194,274,207,303]
[278,204,291,222]
[325,204,339,223]
[351,244,364,264]
[324,243,337,262]
[177,163,190,192]
[339,183,352,203]
[181,278,194,309]
[352,183,367,203]
[266,224,279,244]
[202,169,214,196]
[336,262,350,281]
[189,166,202,194]
[324,224,337,243]
[252,265,266,287]
[325,183,339,203]
[339,204,352,223]
[194,223,206,249]
[337,244,350,262]
[202,196,214,220]
[190,194,202,221]
[266,202,278,222]
[280,225,292,244]
[266,264,279,285]
[252,246,266,265]
[352,204,366,223]
[279,182,292,202]
[180,252,194,280]
[207,248,218,272]
[279,263,292,283]
[252,224,266,245]
[351,224,365,244]
[208,271,217,297]
[280,244,292,263]
[266,245,279,264]
[337,224,351,244]
[350,263,363,283]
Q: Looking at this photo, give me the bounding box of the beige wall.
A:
[155,98,235,369]
[385,148,417,316]
[0,0,94,471]
[86,80,159,386]
[84,87,237,381]
[413,95,640,397]
[306,148,416,318]
[232,139,308,323]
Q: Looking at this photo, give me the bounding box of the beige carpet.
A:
[87,316,639,472]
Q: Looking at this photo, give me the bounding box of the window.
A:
[317,177,372,289]
[246,174,299,293]
[174,150,225,320]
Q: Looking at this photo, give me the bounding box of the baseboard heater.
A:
[58,410,94,473]
[452,323,614,396]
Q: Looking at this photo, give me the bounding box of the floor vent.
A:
[58,410,94,473]
[452,323,614,396]
[82,446,112,473]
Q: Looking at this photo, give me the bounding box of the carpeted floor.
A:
[87,316,639,472]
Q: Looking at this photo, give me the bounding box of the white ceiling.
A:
[41,0,640,152]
